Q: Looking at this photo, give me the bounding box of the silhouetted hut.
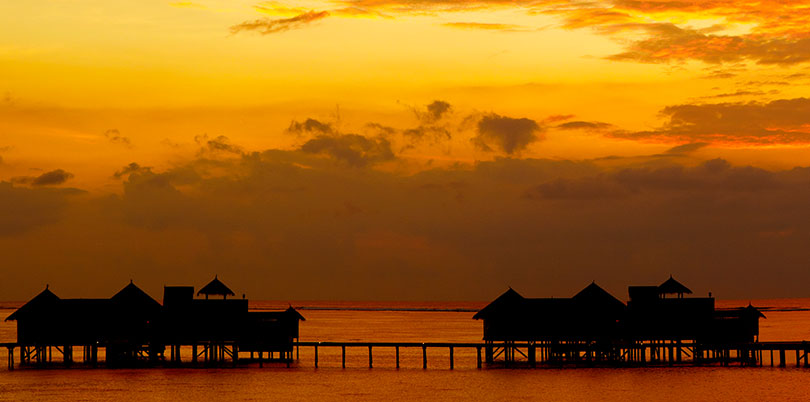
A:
[711,304,766,343]
[474,283,625,341]
[197,275,235,300]
[240,307,306,355]
[5,286,61,345]
[6,282,161,348]
[741,304,766,341]
[473,288,533,340]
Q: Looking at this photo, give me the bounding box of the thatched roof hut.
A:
[197,275,235,299]
[658,275,692,298]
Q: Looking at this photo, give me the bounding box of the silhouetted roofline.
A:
[744,304,767,319]
[572,282,626,310]
[197,275,236,297]
[111,281,161,309]
[473,287,524,320]
[658,276,692,295]
[285,306,306,321]
[6,286,60,321]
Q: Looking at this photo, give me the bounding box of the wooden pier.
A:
[6,340,810,370]
[296,342,485,369]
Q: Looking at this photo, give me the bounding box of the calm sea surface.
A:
[1,299,810,401]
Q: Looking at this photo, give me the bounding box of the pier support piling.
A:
[422,345,427,369]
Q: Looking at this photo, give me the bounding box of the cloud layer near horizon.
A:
[3,137,810,301]
[611,98,810,145]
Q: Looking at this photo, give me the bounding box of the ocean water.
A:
[1,299,810,401]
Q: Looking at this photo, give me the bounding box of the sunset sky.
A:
[2,0,810,301]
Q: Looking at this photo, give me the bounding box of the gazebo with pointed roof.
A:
[197,275,235,299]
[658,275,692,298]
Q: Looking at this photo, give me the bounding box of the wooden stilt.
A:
[314,345,319,368]
[342,346,346,368]
[676,341,682,362]
[422,345,427,369]
[476,346,482,369]
[395,346,400,369]
[449,346,454,370]
[368,346,373,368]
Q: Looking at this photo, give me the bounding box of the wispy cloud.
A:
[230,10,330,35]
[104,129,132,148]
[12,169,75,186]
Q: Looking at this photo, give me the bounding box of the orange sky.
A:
[2,0,810,301]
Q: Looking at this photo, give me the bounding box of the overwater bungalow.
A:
[472,282,625,342]
[475,277,766,365]
[4,277,304,367]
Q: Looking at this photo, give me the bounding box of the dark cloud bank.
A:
[3,100,810,301]
[4,136,810,301]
